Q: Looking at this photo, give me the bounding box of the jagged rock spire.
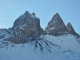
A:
[32,12,36,16]
[10,11,45,44]
[45,13,67,36]
[25,11,30,15]
[66,22,76,35]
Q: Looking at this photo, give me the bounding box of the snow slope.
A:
[0,34,80,60]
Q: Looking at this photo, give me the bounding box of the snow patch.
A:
[49,27,54,30]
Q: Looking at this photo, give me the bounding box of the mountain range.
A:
[0,11,80,60]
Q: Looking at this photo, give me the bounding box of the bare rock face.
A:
[66,22,76,35]
[45,13,67,36]
[9,11,44,44]
[0,29,9,39]
[0,12,80,44]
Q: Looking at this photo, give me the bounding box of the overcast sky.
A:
[0,0,80,34]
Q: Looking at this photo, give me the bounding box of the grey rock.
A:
[66,22,76,35]
[32,12,36,16]
[0,29,6,39]
[0,11,80,44]
[9,11,45,44]
[45,13,68,36]
[13,11,44,38]
[0,29,9,39]
[9,34,28,44]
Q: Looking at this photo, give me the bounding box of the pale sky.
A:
[0,0,80,34]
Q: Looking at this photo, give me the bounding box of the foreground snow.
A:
[0,34,80,60]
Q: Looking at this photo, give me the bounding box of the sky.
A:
[0,0,80,34]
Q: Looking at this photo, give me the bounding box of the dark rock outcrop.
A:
[45,13,68,36]
[66,22,76,35]
[66,22,80,37]
[13,11,44,38]
[0,29,8,39]
[0,11,79,44]
[9,11,44,44]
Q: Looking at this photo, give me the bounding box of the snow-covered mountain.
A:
[0,11,80,60]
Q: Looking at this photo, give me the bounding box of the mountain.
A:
[45,13,68,36]
[0,11,45,44]
[66,22,76,35]
[0,11,80,60]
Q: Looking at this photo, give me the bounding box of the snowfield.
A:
[0,34,80,60]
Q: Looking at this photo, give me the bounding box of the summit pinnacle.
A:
[45,13,67,36]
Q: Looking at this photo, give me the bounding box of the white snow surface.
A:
[49,27,55,30]
[0,34,80,60]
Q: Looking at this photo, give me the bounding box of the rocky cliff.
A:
[45,13,68,36]
[66,22,76,35]
[0,11,79,44]
[9,11,45,44]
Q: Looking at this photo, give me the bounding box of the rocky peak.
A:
[66,22,76,35]
[45,13,67,36]
[32,12,36,16]
[9,11,44,44]
[25,11,30,15]
[13,11,39,27]
[52,13,60,19]
[0,11,79,44]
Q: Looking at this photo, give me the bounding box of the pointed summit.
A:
[51,13,64,24]
[66,22,76,35]
[32,12,36,16]
[52,13,60,19]
[45,13,67,36]
[25,11,30,15]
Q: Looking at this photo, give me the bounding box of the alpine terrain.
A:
[0,11,80,60]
